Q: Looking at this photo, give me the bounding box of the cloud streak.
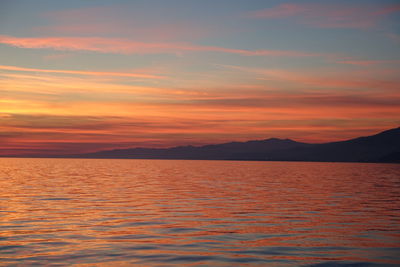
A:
[248,3,400,29]
[217,64,400,91]
[0,65,165,79]
[1,1,399,155]
[335,60,400,66]
[0,35,331,57]
[2,66,399,155]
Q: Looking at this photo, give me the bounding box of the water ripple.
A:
[1,158,399,266]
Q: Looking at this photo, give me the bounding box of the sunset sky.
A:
[1,0,399,155]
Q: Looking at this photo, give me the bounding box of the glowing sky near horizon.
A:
[0,0,399,155]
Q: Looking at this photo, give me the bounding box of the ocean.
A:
[1,158,399,266]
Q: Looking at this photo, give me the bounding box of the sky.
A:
[0,0,399,155]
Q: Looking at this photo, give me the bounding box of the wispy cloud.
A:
[0,35,332,58]
[217,64,400,92]
[2,66,399,154]
[335,60,400,66]
[248,3,400,29]
[0,65,165,80]
[2,89,398,155]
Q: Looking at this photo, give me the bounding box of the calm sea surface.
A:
[0,158,399,266]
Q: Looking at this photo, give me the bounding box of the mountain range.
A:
[72,127,400,163]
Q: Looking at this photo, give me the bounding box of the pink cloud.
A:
[248,3,400,29]
[0,35,330,58]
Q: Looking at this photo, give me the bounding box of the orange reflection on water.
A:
[0,158,399,266]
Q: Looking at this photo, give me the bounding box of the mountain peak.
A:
[261,137,298,143]
[62,126,400,163]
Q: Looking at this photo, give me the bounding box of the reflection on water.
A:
[0,158,399,266]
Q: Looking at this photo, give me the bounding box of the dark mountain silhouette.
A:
[77,138,308,160]
[74,127,400,163]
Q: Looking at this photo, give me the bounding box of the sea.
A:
[0,158,399,266]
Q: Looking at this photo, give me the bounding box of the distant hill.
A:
[74,127,400,163]
[77,138,309,160]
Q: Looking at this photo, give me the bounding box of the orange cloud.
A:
[1,61,399,155]
[0,70,221,99]
[248,3,400,29]
[0,35,331,57]
[1,99,398,156]
[1,104,398,156]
